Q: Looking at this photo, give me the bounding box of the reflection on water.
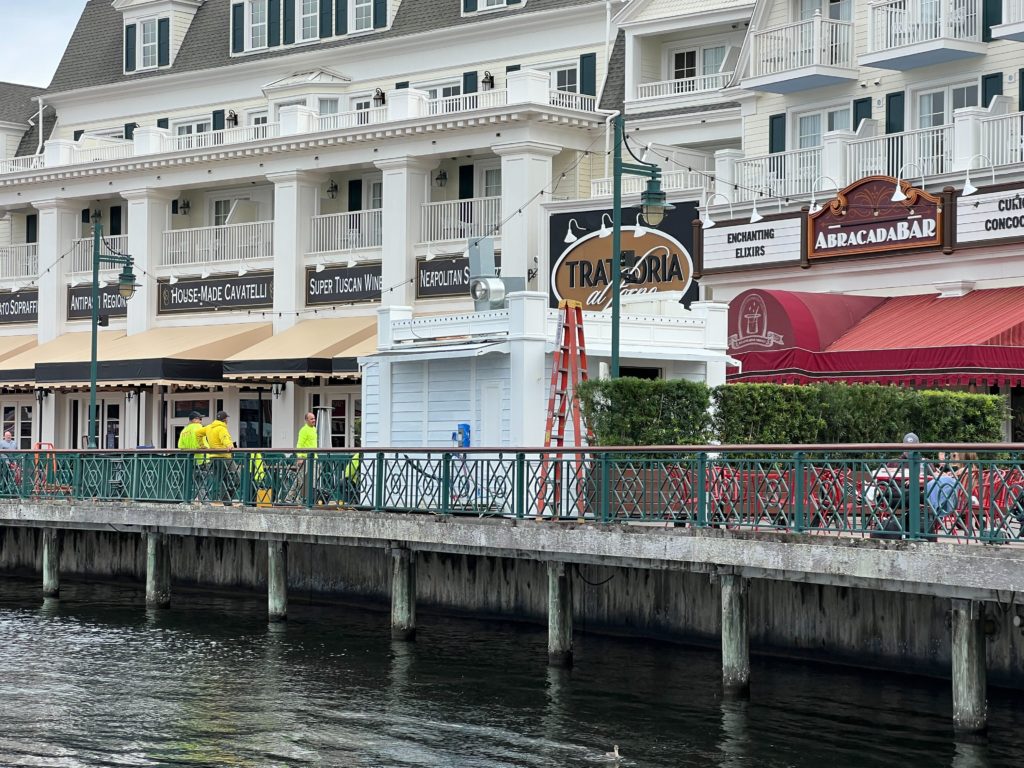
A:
[0,575,1021,767]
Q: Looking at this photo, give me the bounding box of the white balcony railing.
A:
[161,221,274,267]
[318,108,387,132]
[69,140,134,165]
[0,155,44,175]
[0,244,38,280]
[981,111,1024,167]
[869,0,981,51]
[636,72,732,100]
[310,210,383,253]
[68,235,129,274]
[733,148,822,203]
[751,16,855,77]
[162,124,283,153]
[1004,0,1024,23]
[549,90,597,111]
[420,197,502,243]
[590,169,711,198]
[847,125,954,179]
[426,90,508,116]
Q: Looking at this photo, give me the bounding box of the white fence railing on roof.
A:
[733,147,822,203]
[69,140,134,165]
[426,90,508,116]
[868,0,981,51]
[0,155,44,175]
[310,210,383,253]
[751,17,854,77]
[847,125,954,179]
[590,169,710,198]
[318,108,387,132]
[1003,0,1024,24]
[549,90,597,111]
[420,197,502,243]
[0,244,38,280]
[161,221,274,268]
[69,235,129,274]
[980,111,1024,167]
[162,124,282,152]
[637,72,732,99]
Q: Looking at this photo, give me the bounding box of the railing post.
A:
[909,451,922,540]
[304,454,315,508]
[374,451,385,511]
[812,11,823,67]
[441,453,452,516]
[599,452,610,523]
[697,452,708,528]
[514,452,526,519]
[941,0,950,38]
[794,451,806,533]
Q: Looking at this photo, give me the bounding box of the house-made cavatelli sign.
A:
[0,289,38,324]
[67,285,128,320]
[157,272,274,314]
[305,263,383,305]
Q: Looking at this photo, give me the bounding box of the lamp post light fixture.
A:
[87,212,137,449]
[609,113,674,378]
[962,154,995,197]
[891,162,926,202]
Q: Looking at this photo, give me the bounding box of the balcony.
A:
[636,72,732,102]
[847,125,954,180]
[420,197,502,244]
[547,90,596,112]
[980,110,1024,166]
[745,15,856,93]
[862,0,985,70]
[68,235,129,276]
[991,0,1024,40]
[427,90,508,116]
[160,221,274,270]
[162,124,282,153]
[310,210,383,254]
[317,108,387,132]
[732,148,822,203]
[0,156,43,175]
[0,243,38,281]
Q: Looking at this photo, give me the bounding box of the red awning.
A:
[729,287,1024,387]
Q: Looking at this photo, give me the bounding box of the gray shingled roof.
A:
[51,0,608,94]
[0,81,54,158]
[599,30,624,113]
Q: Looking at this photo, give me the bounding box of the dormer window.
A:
[249,0,268,49]
[463,0,523,13]
[140,20,158,68]
[299,0,319,42]
[353,0,374,32]
[124,16,169,73]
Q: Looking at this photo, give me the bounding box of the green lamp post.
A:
[87,212,138,449]
[610,113,674,378]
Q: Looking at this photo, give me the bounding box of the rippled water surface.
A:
[0,576,1022,767]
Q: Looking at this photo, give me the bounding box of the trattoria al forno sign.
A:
[808,176,946,260]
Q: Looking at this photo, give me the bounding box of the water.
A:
[0,577,1021,767]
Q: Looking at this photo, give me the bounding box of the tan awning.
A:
[223,317,376,379]
[0,334,37,364]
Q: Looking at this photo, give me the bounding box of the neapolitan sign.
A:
[157,271,273,314]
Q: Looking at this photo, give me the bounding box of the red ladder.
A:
[536,300,593,519]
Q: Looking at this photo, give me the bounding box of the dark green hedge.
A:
[577,380,1004,445]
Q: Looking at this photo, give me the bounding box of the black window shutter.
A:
[320,0,333,37]
[852,98,872,132]
[885,91,905,134]
[212,110,226,131]
[25,214,37,245]
[73,129,85,141]
[459,164,474,200]
[768,114,786,153]
[171,200,180,215]
[283,0,296,44]
[156,118,169,129]
[269,0,282,45]
[395,81,409,89]
[124,122,138,140]
[231,3,245,52]
[81,209,90,225]
[982,72,1003,107]
[463,71,478,94]
[109,206,123,237]
[373,0,386,28]
[579,53,597,96]
[348,179,363,212]
[982,0,1002,41]
[157,18,170,66]
[464,0,478,11]
[506,64,520,73]
[507,0,521,4]
[125,24,137,71]
[335,0,348,34]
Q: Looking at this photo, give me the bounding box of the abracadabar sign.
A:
[957,189,1024,244]
[67,285,128,320]
[0,289,38,324]
[701,218,802,271]
[158,272,273,314]
[305,263,382,305]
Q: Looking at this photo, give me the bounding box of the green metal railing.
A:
[1,445,1023,544]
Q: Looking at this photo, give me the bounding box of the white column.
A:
[122,189,174,335]
[387,88,428,121]
[953,106,987,173]
[33,200,80,344]
[268,171,322,333]
[132,127,170,156]
[506,70,552,105]
[278,105,318,137]
[271,382,298,449]
[375,158,431,308]
[493,142,560,288]
[820,129,854,189]
[43,140,74,169]
[692,299,730,388]
[508,292,548,446]
[38,391,57,447]
[714,150,744,202]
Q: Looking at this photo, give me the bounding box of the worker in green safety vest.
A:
[177,412,208,464]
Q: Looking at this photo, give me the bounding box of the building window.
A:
[668,45,726,84]
[554,67,578,92]
[483,168,502,197]
[249,110,269,138]
[795,105,850,147]
[366,178,383,209]
[300,0,318,41]
[353,0,373,32]
[798,0,852,20]
[483,0,506,7]
[916,82,977,128]
[213,199,235,227]
[319,98,340,115]
[140,19,158,69]
[174,119,212,148]
[249,0,268,49]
